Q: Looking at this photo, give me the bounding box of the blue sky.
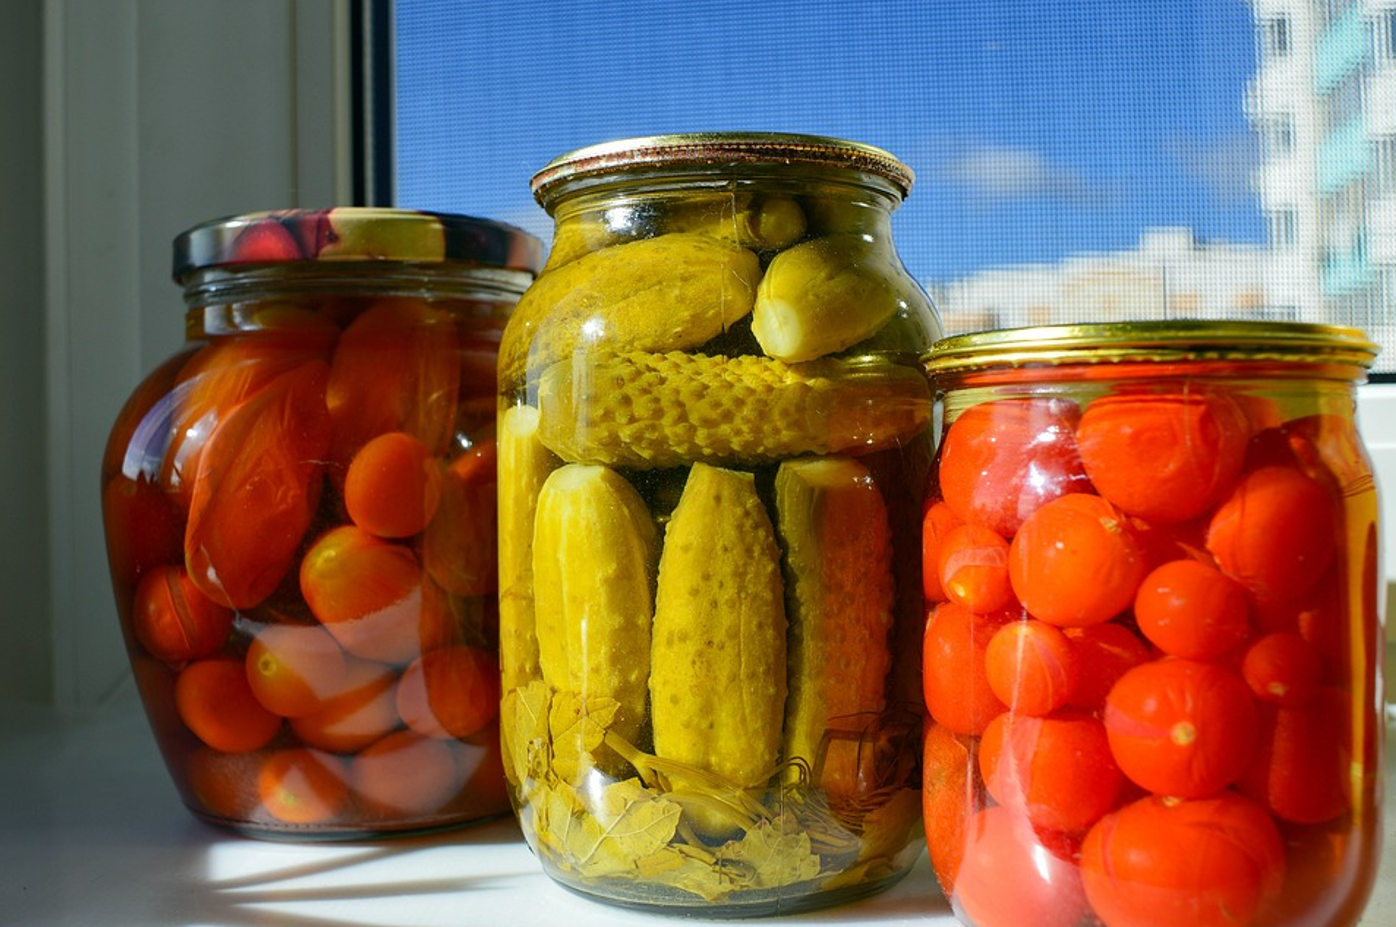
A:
[395,0,1264,284]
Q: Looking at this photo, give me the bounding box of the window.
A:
[1376,136,1396,193]
[1261,114,1296,158]
[1377,8,1396,63]
[1263,15,1292,59]
[1270,208,1298,249]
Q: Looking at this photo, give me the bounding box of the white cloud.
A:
[1165,132,1260,205]
[940,145,1094,202]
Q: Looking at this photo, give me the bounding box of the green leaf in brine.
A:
[549,690,620,782]
[502,680,552,790]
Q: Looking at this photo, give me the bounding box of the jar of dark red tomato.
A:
[919,321,1383,927]
[101,207,541,838]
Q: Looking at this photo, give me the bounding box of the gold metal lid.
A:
[924,320,1379,375]
[530,132,915,209]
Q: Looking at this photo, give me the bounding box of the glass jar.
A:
[101,207,541,838]
[497,133,942,914]
[919,322,1384,927]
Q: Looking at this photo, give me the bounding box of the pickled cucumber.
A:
[774,456,895,798]
[531,464,658,747]
[651,463,787,796]
[751,234,911,363]
[500,232,762,388]
[535,350,931,468]
[498,404,560,693]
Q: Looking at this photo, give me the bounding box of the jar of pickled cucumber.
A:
[919,322,1384,927]
[496,133,942,914]
[100,207,541,838]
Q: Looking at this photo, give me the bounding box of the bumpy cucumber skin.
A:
[535,350,931,469]
[531,463,658,746]
[651,463,788,791]
[500,232,761,387]
[774,456,895,796]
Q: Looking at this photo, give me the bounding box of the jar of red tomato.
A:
[919,321,1383,927]
[101,208,541,838]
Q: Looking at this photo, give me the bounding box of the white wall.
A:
[0,0,351,708]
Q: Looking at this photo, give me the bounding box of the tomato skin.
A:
[290,659,401,754]
[102,474,183,592]
[921,501,964,603]
[175,657,283,753]
[1241,631,1322,707]
[923,601,1011,735]
[1081,792,1285,927]
[344,430,443,539]
[420,439,499,596]
[1009,493,1147,628]
[922,720,977,895]
[184,361,333,609]
[131,564,234,664]
[350,730,465,818]
[953,805,1086,927]
[1133,559,1252,661]
[257,747,350,826]
[1206,465,1337,602]
[244,623,351,718]
[1076,391,1248,525]
[396,645,501,739]
[1239,688,1351,825]
[1063,622,1150,713]
[984,619,1079,716]
[936,397,1090,537]
[979,710,1123,833]
[1104,658,1258,799]
[936,523,1014,614]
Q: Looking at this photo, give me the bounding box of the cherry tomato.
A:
[420,439,499,597]
[290,659,401,754]
[922,720,977,895]
[979,710,1122,833]
[984,619,1079,716]
[245,623,351,718]
[257,747,350,825]
[1064,622,1151,713]
[935,523,1014,614]
[1239,688,1351,825]
[102,474,182,590]
[344,430,443,539]
[396,645,500,739]
[1133,559,1251,661]
[185,746,263,822]
[1081,792,1285,927]
[923,601,1011,736]
[953,805,1086,927]
[936,397,1090,537]
[184,361,332,609]
[1104,658,1257,798]
[299,525,453,665]
[1076,391,1248,524]
[921,501,964,603]
[175,657,282,753]
[350,730,465,819]
[131,564,234,664]
[1009,493,1147,628]
[326,298,461,479]
[1241,631,1322,707]
[1206,465,1337,602]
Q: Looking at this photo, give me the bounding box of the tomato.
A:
[257,747,350,825]
[299,525,453,665]
[923,601,1011,735]
[934,523,1014,614]
[1076,391,1249,525]
[1064,622,1151,713]
[936,397,1090,537]
[326,298,461,479]
[175,657,282,753]
[290,659,401,754]
[184,746,263,822]
[979,710,1122,833]
[1009,493,1147,628]
[1239,688,1351,825]
[350,730,465,818]
[1206,465,1337,602]
[102,474,182,590]
[953,805,1086,927]
[1081,792,1285,927]
[921,501,964,603]
[131,564,234,664]
[245,623,351,718]
[984,618,1079,716]
[1133,559,1252,661]
[420,439,499,597]
[1241,632,1322,707]
[344,430,443,539]
[1104,658,1257,799]
[184,361,333,609]
[396,645,500,740]
[922,720,977,895]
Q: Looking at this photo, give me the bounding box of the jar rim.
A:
[530,132,915,208]
[172,207,544,282]
[923,320,1380,374]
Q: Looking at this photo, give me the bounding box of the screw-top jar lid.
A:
[530,132,915,210]
[924,320,1380,375]
[172,207,544,282]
